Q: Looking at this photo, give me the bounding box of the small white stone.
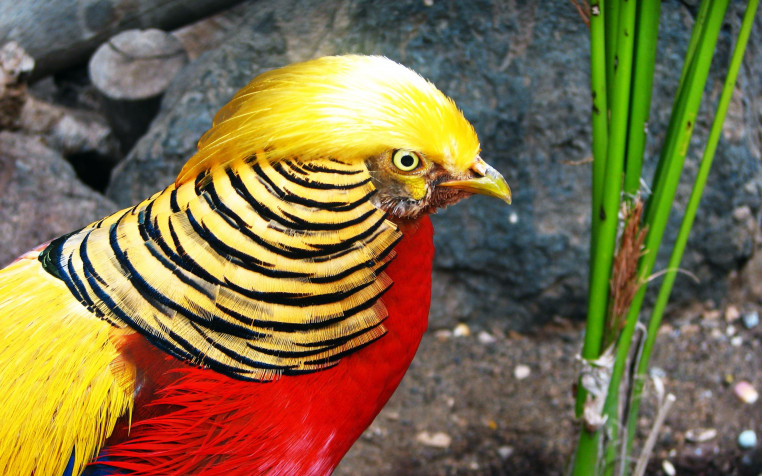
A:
[734,381,759,404]
[725,305,741,322]
[497,445,514,459]
[434,329,452,341]
[509,212,519,224]
[731,336,743,347]
[416,431,452,448]
[514,364,531,380]
[662,460,676,476]
[685,428,717,443]
[727,324,737,336]
[742,311,759,329]
[478,330,497,344]
[453,323,471,337]
[738,430,757,449]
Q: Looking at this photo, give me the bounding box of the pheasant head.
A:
[177,55,511,222]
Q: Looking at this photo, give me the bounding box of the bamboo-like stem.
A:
[604,0,620,103]
[579,0,609,420]
[573,0,638,472]
[622,0,662,198]
[624,0,758,461]
[590,0,609,239]
[644,0,712,223]
[598,2,730,475]
[600,1,662,472]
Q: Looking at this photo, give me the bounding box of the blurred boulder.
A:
[0,0,245,79]
[0,42,33,129]
[106,0,762,330]
[0,131,118,265]
[89,28,188,152]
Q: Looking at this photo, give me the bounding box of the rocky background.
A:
[1,1,761,474]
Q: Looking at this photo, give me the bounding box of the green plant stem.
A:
[604,0,620,103]
[580,0,609,420]
[645,0,712,218]
[590,0,609,242]
[598,1,730,475]
[625,0,758,461]
[601,2,662,473]
[622,0,662,198]
[573,0,638,472]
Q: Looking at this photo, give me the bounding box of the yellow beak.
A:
[439,157,512,205]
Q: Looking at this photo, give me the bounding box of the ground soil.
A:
[336,306,762,476]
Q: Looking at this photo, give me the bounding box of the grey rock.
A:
[107,0,762,330]
[0,131,118,266]
[0,41,33,129]
[89,28,189,151]
[90,29,188,101]
[0,0,245,79]
[19,96,120,160]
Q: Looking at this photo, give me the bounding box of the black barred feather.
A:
[42,154,401,381]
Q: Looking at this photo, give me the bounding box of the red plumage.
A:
[100,217,434,475]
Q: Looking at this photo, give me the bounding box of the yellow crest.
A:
[177,55,480,184]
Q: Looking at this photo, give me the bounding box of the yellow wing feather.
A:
[0,251,135,476]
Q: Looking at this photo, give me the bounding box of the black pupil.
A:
[400,154,415,168]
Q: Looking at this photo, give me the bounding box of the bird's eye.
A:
[391,150,421,172]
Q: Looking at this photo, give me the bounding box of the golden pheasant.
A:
[0,55,510,475]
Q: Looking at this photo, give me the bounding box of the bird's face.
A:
[367,149,511,221]
[177,55,512,218]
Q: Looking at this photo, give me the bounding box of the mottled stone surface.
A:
[0,0,244,78]
[0,131,118,265]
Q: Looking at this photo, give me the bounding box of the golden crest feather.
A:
[177,55,480,184]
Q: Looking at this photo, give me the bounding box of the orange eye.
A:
[391,150,421,172]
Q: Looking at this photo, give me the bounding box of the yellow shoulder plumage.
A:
[178,55,480,184]
[0,251,134,476]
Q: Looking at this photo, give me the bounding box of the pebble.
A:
[685,428,717,443]
[734,381,759,404]
[731,336,743,347]
[453,323,471,337]
[738,430,757,449]
[725,305,741,322]
[649,367,667,379]
[415,431,452,448]
[727,324,737,336]
[703,309,721,320]
[662,459,676,476]
[497,445,514,459]
[742,311,759,329]
[514,364,531,380]
[477,330,497,344]
[434,329,452,341]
